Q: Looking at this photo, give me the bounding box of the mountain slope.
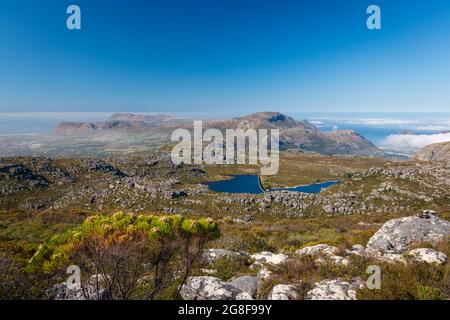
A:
[52,111,380,156]
[215,112,380,155]
[53,120,152,135]
[414,141,450,162]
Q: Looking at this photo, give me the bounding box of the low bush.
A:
[28,212,220,300]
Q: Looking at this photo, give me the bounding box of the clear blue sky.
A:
[0,0,449,113]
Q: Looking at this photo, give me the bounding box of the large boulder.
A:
[408,248,448,265]
[180,276,242,300]
[366,211,450,254]
[229,276,258,298]
[306,278,365,300]
[268,284,298,300]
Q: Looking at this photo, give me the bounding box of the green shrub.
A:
[417,286,444,300]
[210,256,253,281]
[27,212,220,300]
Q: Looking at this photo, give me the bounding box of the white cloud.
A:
[381,132,450,154]
[347,118,420,126]
[415,125,450,131]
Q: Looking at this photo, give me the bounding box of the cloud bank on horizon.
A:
[382,132,450,154]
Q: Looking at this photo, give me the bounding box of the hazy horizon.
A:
[1,111,450,155]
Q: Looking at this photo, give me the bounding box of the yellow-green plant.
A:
[28,212,219,300]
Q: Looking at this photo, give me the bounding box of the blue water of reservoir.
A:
[206,175,340,195]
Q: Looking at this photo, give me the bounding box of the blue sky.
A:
[0,0,449,113]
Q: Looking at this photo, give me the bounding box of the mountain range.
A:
[53,111,381,156]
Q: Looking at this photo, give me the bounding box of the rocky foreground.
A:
[1,150,449,219]
[178,210,449,300]
[1,146,449,300]
[54,210,449,300]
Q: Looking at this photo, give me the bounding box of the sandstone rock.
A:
[51,274,110,300]
[408,248,448,265]
[306,278,365,300]
[236,292,254,300]
[251,251,288,266]
[374,252,407,264]
[180,276,242,300]
[268,284,298,300]
[366,212,450,253]
[51,283,85,300]
[296,244,339,257]
[202,249,249,264]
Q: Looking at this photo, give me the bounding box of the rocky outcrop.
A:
[415,141,450,162]
[0,164,49,195]
[366,211,450,253]
[180,276,244,300]
[306,278,365,300]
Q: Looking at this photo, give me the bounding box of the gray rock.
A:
[202,249,249,264]
[229,276,258,298]
[180,276,242,300]
[51,274,110,300]
[236,292,254,300]
[251,251,288,266]
[408,248,448,265]
[268,284,298,300]
[297,244,349,266]
[306,278,364,300]
[296,244,339,257]
[366,212,450,253]
[345,244,365,256]
[256,266,273,281]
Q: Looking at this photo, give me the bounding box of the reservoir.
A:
[206,175,340,195]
